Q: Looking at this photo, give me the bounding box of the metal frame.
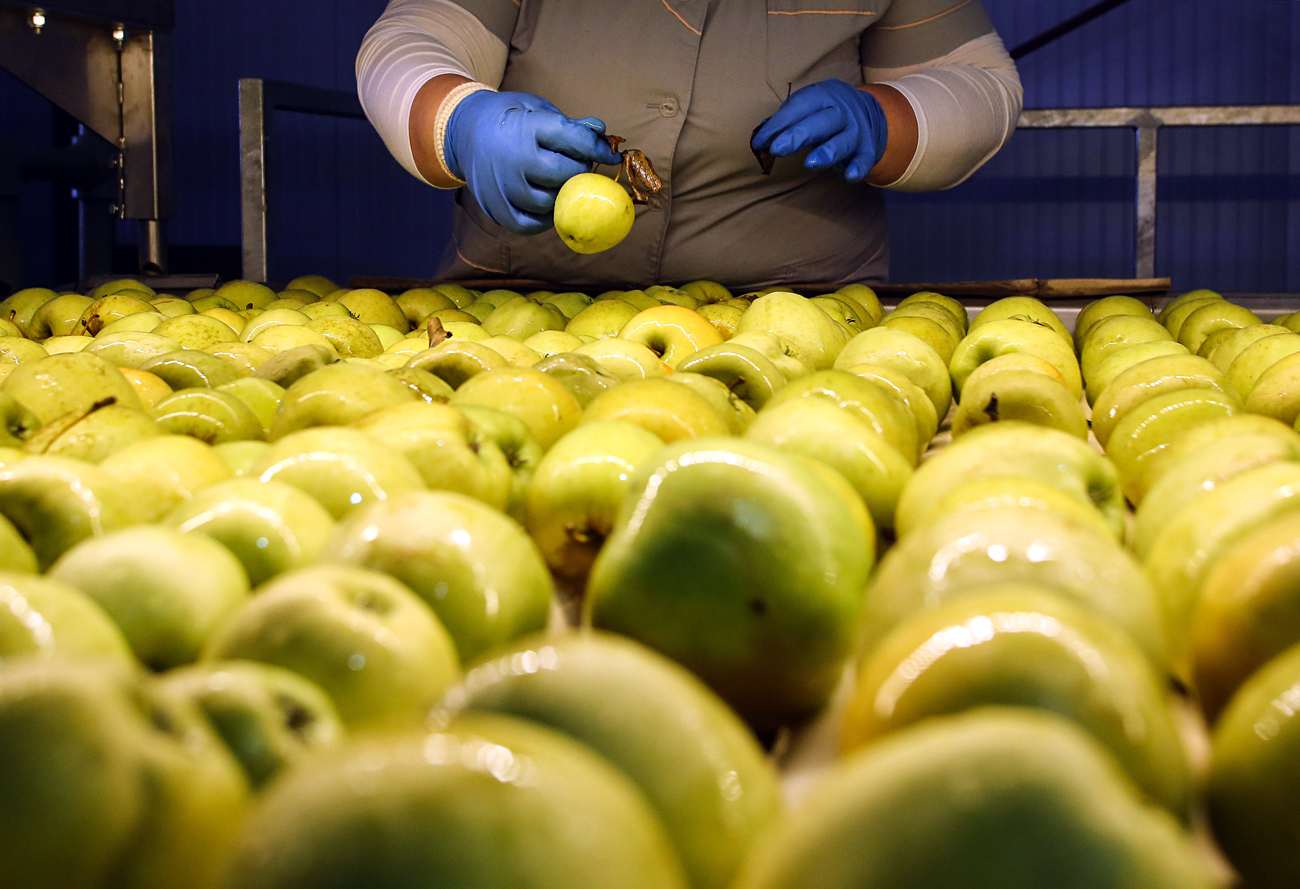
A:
[1017,105,1300,279]
[239,78,366,284]
[0,0,173,273]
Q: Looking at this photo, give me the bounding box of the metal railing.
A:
[237,78,1300,285]
[1017,105,1300,279]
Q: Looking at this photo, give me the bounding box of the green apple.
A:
[482,297,566,340]
[894,291,964,330]
[835,283,885,325]
[666,372,755,434]
[952,366,1087,440]
[951,318,1083,399]
[918,475,1120,542]
[97,310,166,335]
[248,427,424,519]
[587,437,875,730]
[647,285,702,311]
[154,660,345,789]
[697,302,745,340]
[238,308,311,343]
[26,293,93,338]
[862,503,1169,671]
[1073,295,1157,350]
[1190,512,1300,720]
[566,298,641,339]
[140,349,241,388]
[304,315,384,359]
[282,275,335,299]
[677,342,787,412]
[1207,642,1300,889]
[335,289,407,331]
[1176,300,1262,353]
[734,292,848,371]
[0,391,37,449]
[1161,293,1224,338]
[1206,324,1290,372]
[618,305,724,368]
[476,335,542,366]
[438,632,779,889]
[1225,332,1300,398]
[213,440,270,476]
[216,279,277,311]
[523,420,663,598]
[152,388,266,444]
[0,456,133,569]
[49,526,249,669]
[268,362,418,439]
[575,337,672,380]
[1244,355,1300,425]
[299,301,352,322]
[1085,340,1191,405]
[205,564,458,727]
[0,507,35,571]
[887,301,965,344]
[879,314,957,364]
[844,589,1190,814]
[745,395,911,533]
[1157,289,1221,322]
[164,478,336,587]
[580,377,730,443]
[531,352,620,407]
[0,660,250,889]
[250,324,338,356]
[0,336,48,366]
[0,572,133,668]
[327,490,552,662]
[1090,353,1229,447]
[221,713,686,889]
[540,291,592,319]
[205,341,273,376]
[1144,462,1300,666]
[21,399,160,462]
[216,377,285,437]
[1133,429,1300,559]
[189,294,241,314]
[41,334,94,354]
[554,172,636,253]
[97,434,233,524]
[523,329,586,357]
[450,366,582,450]
[966,296,1070,345]
[894,421,1126,540]
[85,331,183,368]
[152,314,239,351]
[1103,387,1240,504]
[0,286,57,334]
[2,351,143,423]
[734,709,1217,889]
[680,279,733,305]
[1079,315,1176,381]
[406,340,507,389]
[350,401,512,511]
[395,287,455,326]
[454,404,544,521]
[763,370,918,466]
[76,292,157,336]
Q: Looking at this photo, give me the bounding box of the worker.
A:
[356,0,1022,290]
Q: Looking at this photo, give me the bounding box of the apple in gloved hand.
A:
[554,172,635,254]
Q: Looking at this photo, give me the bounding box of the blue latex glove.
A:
[751,79,889,182]
[445,90,623,235]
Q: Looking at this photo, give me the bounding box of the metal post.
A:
[1135,125,1159,279]
[239,78,269,284]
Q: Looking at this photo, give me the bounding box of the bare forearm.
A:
[409,73,473,187]
[860,83,919,186]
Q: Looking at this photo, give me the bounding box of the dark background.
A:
[1,0,1297,292]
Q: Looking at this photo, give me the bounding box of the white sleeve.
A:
[864,32,1023,193]
[355,0,509,185]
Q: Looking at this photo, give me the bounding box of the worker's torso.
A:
[444,0,890,290]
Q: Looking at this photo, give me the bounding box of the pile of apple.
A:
[0,273,1295,887]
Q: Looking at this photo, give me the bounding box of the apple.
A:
[476,289,522,309]
[239,308,311,343]
[1133,428,1300,559]
[438,632,780,889]
[523,329,586,357]
[335,289,407,331]
[844,588,1190,814]
[212,440,270,476]
[764,369,919,466]
[835,327,951,418]
[216,280,277,311]
[647,285,702,311]
[920,475,1121,542]
[863,503,1169,671]
[0,456,135,569]
[304,315,384,359]
[268,362,418,439]
[810,296,867,336]
[85,331,183,369]
[190,294,241,314]
[1074,296,1156,348]
[139,349,242,390]
[75,292,157,336]
[25,293,93,338]
[1,351,143,424]
[952,366,1087,440]
[676,342,787,412]
[680,279,733,305]
[1085,340,1191,405]
[216,377,285,437]
[725,331,815,383]
[98,434,234,524]
[0,392,38,449]
[951,318,1083,399]
[163,477,335,588]
[481,297,566,341]
[541,291,593,319]
[619,305,724,368]
[554,172,635,253]
[1160,293,1224,338]
[1244,356,1300,424]
[667,372,756,434]
[220,713,687,889]
[1205,324,1289,372]
[326,490,552,662]
[98,310,166,335]
[476,335,542,366]
[879,313,957,364]
[299,301,351,321]
[698,303,744,340]
[894,421,1126,541]
[204,341,272,376]
[733,710,1217,889]
[966,295,1068,344]
[841,363,939,456]
[580,377,730,443]
[152,314,240,352]
[0,336,48,366]
[894,291,964,331]
[1144,462,1300,666]
[734,292,848,370]
[1106,388,1241,504]
[587,437,875,730]
[1225,333,1300,398]
[1079,315,1176,380]
[350,400,512,511]
[152,388,266,444]
[41,334,94,354]
[1176,300,1262,353]
[745,395,911,534]
[21,399,160,462]
[531,352,620,407]
[285,275,337,298]
[452,404,543,521]
[0,660,250,889]
[204,563,458,728]
[566,298,641,339]
[395,287,456,326]
[449,366,582,450]
[248,426,424,520]
[251,344,336,389]
[49,526,249,669]
[0,571,134,668]
[406,340,507,389]
[0,286,57,333]
[1090,353,1230,447]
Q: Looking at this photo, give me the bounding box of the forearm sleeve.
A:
[865,32,1024,192]
[356,0,510,184]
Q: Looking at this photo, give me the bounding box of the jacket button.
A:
[659,99,679,117]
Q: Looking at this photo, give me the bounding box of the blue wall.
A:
[1,0,1296,292]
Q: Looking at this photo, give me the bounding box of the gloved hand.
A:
[751,79,889,182]
[445,90,624,235]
